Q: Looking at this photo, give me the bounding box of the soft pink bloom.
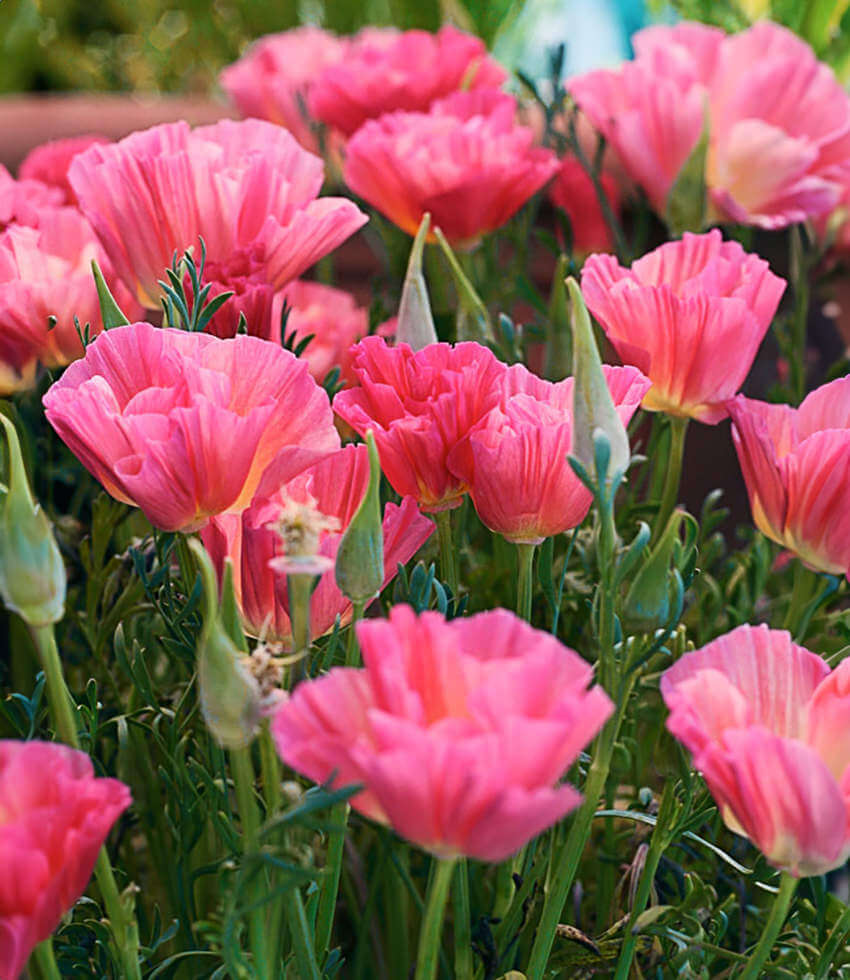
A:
[18,135,109,205]
[220,27,348,152]
[448,364,650,543]
[571,21,850,229]
[0,165,63,230]
[661,623,850,876]
[549,155,621,254]
[201,444,433,642]
[0,740,130,980]
[308,25,506,138]
[68,119,367,309]
[582,230,785,423]
[728,377,850,576]
[273,605,612,861]
[43,322,340,532]
[343,90,558,246]
[333,337,509,512]
[0,209,142,392]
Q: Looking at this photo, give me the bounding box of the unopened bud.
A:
[335,431,384,603]
[396,213,438,350]
[622,510,684,633]
[0,414,65,626]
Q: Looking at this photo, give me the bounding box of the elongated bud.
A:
[396,213,438,350]
[0,414,65,626]
[188,539,261,748]
[91,259,130,329]
[335,431,384,603]
[568,277,630,487]
[622,510,684,632]
[434,226,495,343]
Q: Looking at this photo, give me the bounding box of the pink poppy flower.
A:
[18,135,109,205]
[272,605,612,861]
[571,21,850,229]
[0,740,130,980]
[582,230,785,423]
[662,623,850,876]
[448,363,650,544]
[201,444,433,642]
[220,26,348,152]
[43,322,340,532]
[308,25,506,138]
[333,337,509,512]
[549,155,622,255]
[0,165,63,230]
[0,209,142,392]
[67,119,367,309]
[728,376,850,576]
[343,90,558,246]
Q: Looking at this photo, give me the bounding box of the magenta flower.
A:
[273,605,612,861]
[662,624,850,876]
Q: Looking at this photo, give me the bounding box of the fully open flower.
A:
[728,377,850,576]
[308,25,506,138]
[201,444,433,642]
[0,165,63,230]
[333,336,509,511]
[582,230,785,423]
[43,322,340,532]
[68,118,367,309]
[220,26,348,152]
[18,135,108,205]
[0,209,142,392]
[571,21,850,229]
[344,90,558,246]
[273,605,612,861]
[448,363,650,543]
[662,624,850,876]
[0,740,130,980]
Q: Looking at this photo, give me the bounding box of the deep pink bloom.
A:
[571,21,850,228]
[0,165,63,230]
[662,624,850,876]
[18,135,109,205]
[201,444,433,642]
[220,27,348,152]
[582,230,785,423]
[448,364,650,543]
[273,605,612,861]
[0,209,142,392]
[549,155,621,255]
[0,740,130,980]
[333,337,509,512]
[343,90,558,246]
[67,119,367,309]
[43,322,340,532]
[728,377,850,576]
[308,25,506,138]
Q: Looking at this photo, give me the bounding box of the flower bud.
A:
[622,509,685,632]
[396,213,438,350]
[0,414,65,626]
[335,430,384,603]
[568,277,631,487]
[91,258,130,329]
[189,539,261,748]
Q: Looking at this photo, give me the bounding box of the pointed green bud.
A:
[335,431,384,603]
[0,414,65,626]
[91,259,130,330]
[568,277,630,486]
[434,226,494,343]
[622,509,683,633]
[188,538,260,749]
[396,213,438,350]
[665,102,709,238]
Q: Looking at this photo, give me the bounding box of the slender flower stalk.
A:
[453,860,473,980]
[435,509,459,595]
[414,858,457,980]
[516,542,536,621]
[738,873,798,980]
[655,416,688,542]
[31,939,62,980]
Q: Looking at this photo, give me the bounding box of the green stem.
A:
[738,873,797,980]
[31,938,62,980]
[655,417,688,542]
[414,858,457,980]
[814,899,850,980]
[435,510,459,596]
[782,563,814,640]
[516,543,536,622]
[789,225,810,406]
[32,624,79,748]
[231,746,271,980]
[284,887,322,980]
[287,572,313,685]
[453,859,473,980]
[345,598,366,667]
